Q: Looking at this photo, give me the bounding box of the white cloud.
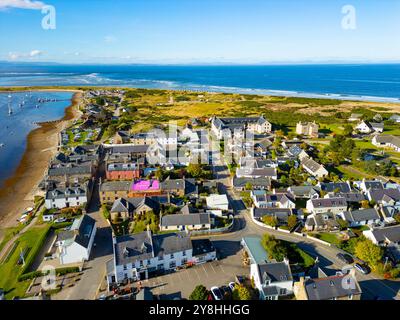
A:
[8,49,44,60]
[29,49,42,57]
[0,0,47,10]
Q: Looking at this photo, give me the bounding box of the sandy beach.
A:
[0,91,82,229]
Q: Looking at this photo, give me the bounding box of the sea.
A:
[0,63,400,187]
[1,63,400,102]
[0,91,74,187]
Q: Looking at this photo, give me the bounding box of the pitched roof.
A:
[367,225,400,243]
[305,274,362,300]
[319,182,351,193]
[342,208,381,223]
[233,176,271,188]
[160,213,211,227]
[58,215,96,249]
[369,189,400,202]
[310,197,347,208]
[258,261,293,283]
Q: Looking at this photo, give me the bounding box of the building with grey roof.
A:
[108,231,216,286]
[56,215,97,265]
[211,115,272,139]
[45,182,91,209]
[294,271,362,300]
[232,176,271,191]
[367,188,400,206]
[338,208,381,227]
[160,213,212,231]
[251,260,293,300]
[306,197,347,214]
[363,224,400,246]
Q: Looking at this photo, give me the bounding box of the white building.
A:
[301,157,328,179]
[45,184,90,209]
[306,197,347,214]
[206,194,229,211]
[56,215,97,265]
[250,260,293,300]
[107,232,216,285]
[338,208,381,227]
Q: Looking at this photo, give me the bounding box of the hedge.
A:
[55,266,80,276]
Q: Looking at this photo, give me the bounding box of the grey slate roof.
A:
[48,163,92,176]
[258,262,293,283]
[233,176,271,189]
[319,182,351,193]
[110,197,160,213]
[310,197,347,208]
[152,232,192,257]
[305,274,361,300]
[253,208,292,224]
[342,208,381,223]
[301,157,324,174]
[334,192,366,203]
[114,231,154,266]
[107,163,139,172]
[107,145,149,154]
[46,186,86,200]
[288,186,319,198]
[100,181,132,192]
[369,189,400,202]
[160,213,211,227]
[368,225,400,243]
[58,215,96,249]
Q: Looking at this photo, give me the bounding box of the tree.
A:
[261,234,288,262]
[287,215,297,230]
[189,285,209,300]
[262,215,279,228]
[360,200,371,209]
[101,204,111,221]
[187,163,203,178]
[343,124,353,137]
[355,238,383,270]
[394,213,400,224]
[232,284,251,300]
[245,182,253,191]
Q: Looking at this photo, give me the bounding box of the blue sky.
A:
[1,0,400,64]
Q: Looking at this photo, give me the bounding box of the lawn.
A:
[0,225,25,254]
[312,232,342,246]
[0,224,50,299]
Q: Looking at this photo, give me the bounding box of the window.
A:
[169,261,176,269]
[170,253,174,259]
[182,251,186,257]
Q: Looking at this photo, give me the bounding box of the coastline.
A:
[0,91,82,229]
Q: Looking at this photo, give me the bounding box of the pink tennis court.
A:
[131,179,160,191]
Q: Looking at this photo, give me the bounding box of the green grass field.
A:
[0,224,50,299]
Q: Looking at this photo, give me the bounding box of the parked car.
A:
[354,263,370,275]
[228,282,236,292]
[210,287,223,301]
[55,217,67,223]
[336,253,354,264]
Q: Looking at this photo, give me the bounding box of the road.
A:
[208,144,400,300]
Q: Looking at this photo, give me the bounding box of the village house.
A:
[367,188,400,207]
[110,197,161,222]
[107,231,216,286]
[160,177,198,199]
[372,134,400,152]
[160,213,212,232]
[296,121,319,138]
[100,181,132,204]
[45,182,91,209]
[47,162,95,184]
[389,114,400,123]
[317,182,352,194]
[211,115,272,139]
[251,190,296,209]
[235,167,278,180]
[55,215,97,265]
[305,212,341,232]
[232,176,272,191]
[105,162,142,180]
[294,269,361,300]
[287,186,320,199]
[355,120,384,134]
[348,113,363,122]
[363,225,400,263]
[306,197,347,214]
[355,179,384,193]
[206,194,230,215]
[251,207,295,226]
[250,260,294,300]
[338,208,381,227]
[301,157,329,179]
